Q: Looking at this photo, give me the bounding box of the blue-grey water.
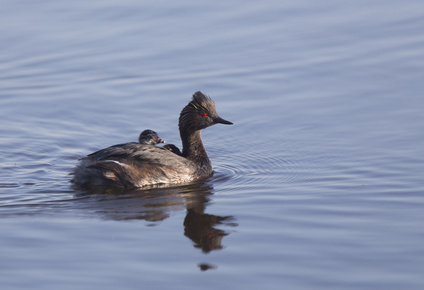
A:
[1,1,424,289]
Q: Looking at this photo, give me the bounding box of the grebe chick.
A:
[138,129,165,145]
[81,129,164,163]
[139,129,181,155]
[72,91,232,188]
[162,144,182,155]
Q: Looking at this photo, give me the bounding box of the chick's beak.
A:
[155,137,165,144]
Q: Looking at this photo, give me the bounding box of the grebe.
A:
[72,91,232,188]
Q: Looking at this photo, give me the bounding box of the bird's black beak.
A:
[214,116,233,125]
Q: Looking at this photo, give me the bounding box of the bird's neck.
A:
[180,130,211,166]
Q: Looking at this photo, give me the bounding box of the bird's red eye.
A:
[203,112,208,117]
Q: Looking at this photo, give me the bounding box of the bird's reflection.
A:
[74,180,237,252]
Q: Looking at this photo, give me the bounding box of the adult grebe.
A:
[71,91,232,188]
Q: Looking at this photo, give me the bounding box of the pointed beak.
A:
[214,116,233,125]
[155,137,165,144]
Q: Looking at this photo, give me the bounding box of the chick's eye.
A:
[203,112,208,117]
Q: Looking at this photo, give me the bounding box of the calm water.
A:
[1,0,424,289]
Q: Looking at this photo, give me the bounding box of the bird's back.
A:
[73,143,205,188]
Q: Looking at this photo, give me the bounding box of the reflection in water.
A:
[184,209,234,253]
[74,180,237,253]
[198,263,218,271]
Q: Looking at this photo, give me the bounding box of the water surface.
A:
[1,1,424,289]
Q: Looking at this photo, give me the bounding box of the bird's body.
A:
[71,91,232,188]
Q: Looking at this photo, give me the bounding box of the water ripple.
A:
[212,138,325,193]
